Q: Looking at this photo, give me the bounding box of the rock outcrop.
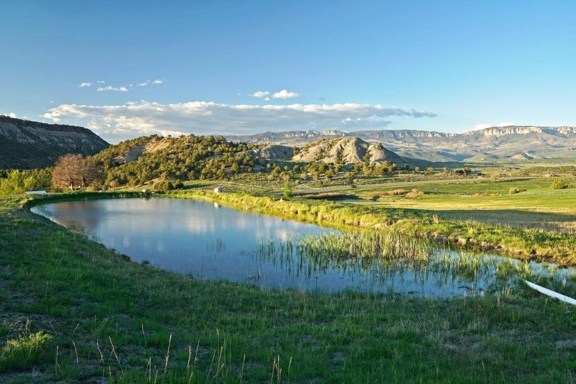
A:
[0,116,109,169]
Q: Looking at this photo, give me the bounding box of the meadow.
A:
[1,169,576,383]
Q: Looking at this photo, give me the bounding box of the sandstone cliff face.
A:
[293,137,406,165]
[246,145,295,160]
[227,125,576,162]
[0,116,109,169]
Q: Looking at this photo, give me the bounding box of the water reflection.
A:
[31,198,570,297]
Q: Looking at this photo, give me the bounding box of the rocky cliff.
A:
[0,116,109,169]
[227,126,576,162]
[293,137,408,166]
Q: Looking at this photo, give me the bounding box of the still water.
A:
[32,198,513,297]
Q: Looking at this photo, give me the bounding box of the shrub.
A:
[387,189,408,196]
[551,179,568,189]
[153,179,174,191]
[406,189,424,198]
[173,180,184,189]
[0,169,51,195]
[509,187,521,194]
[283,181,293,198]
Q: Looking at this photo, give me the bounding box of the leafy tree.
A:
[344,171,355,182]
[424,167,435,175]
[283,181,292,198]
[0,169,51,195]
[52,154,103,191]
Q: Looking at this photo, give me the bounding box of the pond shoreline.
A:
[3,193,576,382]
[170,190,576,267]
[31,195,520,298]
[23,189,576,267]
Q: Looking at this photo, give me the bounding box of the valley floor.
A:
[1,173,576,383]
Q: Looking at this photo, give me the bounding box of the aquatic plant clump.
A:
[297,230,431,263]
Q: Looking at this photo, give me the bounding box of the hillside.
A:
[92,135,414,189]
[227,126,576,162]
[0,116,109,169]
[293,137,408,166]
[93,135,259,187]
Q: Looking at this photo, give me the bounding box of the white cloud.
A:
[136,79,164,87]
[97,86,128,93]
[252,91,270,99]
[498,121,515,127]
[42,101,436,143]
[252,89,300,100]
[80,79,164,92]
[272,90,299,99]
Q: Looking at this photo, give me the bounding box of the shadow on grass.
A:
[430,209,576,232]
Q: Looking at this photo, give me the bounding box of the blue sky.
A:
[1,0,575,143]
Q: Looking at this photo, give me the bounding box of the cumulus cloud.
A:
[251,89,300,100]
[251,91,270,99]
[272,90,299,99]
[79,82,93,88]
[42,101,436,143]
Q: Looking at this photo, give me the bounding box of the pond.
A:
[31,198,535,297]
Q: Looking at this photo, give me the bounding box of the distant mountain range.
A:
[227,126,576,162]
[2,115,576,170]
[0,116,109,169]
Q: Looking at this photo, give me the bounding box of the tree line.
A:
[0,134,412,194]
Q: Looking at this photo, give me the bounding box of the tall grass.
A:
[3,195,576,382]
[0,331,52,372]
[296,230,431,263]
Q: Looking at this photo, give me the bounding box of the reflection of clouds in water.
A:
[273,229,294,242]
[234,216,250,229]
[33,198,520,297]
[185,215,216,234]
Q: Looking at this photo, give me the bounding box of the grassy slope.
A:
[1,195,576,383]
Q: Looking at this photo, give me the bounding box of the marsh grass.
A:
[172,188,576,266]
[257,229,541,298]
[296,230,431,262]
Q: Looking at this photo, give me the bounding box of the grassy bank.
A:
[1,195,576,382]
[171,189,576,266]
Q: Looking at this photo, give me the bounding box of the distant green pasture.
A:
[345,177,576,232]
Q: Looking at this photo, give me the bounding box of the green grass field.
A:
[1,171,576,383]
[351,177,576,233]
